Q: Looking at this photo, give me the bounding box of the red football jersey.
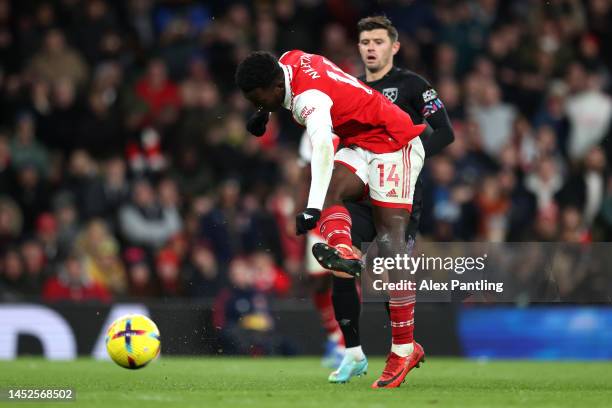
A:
[279,50,426,153]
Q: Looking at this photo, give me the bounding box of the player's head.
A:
[235,51,285,111]
[357,16,400,74]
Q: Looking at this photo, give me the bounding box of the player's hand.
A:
[295,208,321,235]
[246,110,270,136]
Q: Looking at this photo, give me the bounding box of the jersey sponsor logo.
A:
[422,88,438,103]
[382,87,399,103]
[422,98,444,118]
[299,54,321,79]
[386,188,398,198]
[300,106,316,120]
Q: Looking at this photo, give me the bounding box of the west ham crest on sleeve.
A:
[382,87,398,102]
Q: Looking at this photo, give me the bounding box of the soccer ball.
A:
[105,314,161,369]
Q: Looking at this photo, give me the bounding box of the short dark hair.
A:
[357,16,399,42]
[235,51,283,93]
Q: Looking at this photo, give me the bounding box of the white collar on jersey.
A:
[279,63,293,110]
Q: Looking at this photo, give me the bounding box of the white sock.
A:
[328,330,342,343]
[391,342,414,357]
[346,346,365,361]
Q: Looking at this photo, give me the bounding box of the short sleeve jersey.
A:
[279,50,425,154]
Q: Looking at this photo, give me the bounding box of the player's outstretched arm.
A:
[294,91,335,234]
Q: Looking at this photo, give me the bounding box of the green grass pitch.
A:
[1,357,611,407]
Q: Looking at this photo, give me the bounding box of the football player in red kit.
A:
[236,49,426,388]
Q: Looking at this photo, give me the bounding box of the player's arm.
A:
[293,90,335,234]
[297,131,313,211]
[411,77,454,157]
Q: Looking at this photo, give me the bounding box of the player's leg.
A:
[372,206,420,350]
[328,202,374,383]
[328,272,368,383]
[367,138,426,389]
[305,230,345,368]
[311,273,346,368]
[312,148,368,276]
[382,177,421,332]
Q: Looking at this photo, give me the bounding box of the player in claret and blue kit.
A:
[324,16,455,387]
[235,25,451,387]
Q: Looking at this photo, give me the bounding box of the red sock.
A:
[389,295,415,345]
[313,288,342,338]
[320,205,353,249]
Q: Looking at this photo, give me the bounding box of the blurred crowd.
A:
[0,0,611,305]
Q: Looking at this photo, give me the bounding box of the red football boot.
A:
[371,342,425,389]
[312,243,364,277]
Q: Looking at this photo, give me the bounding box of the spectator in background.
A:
[13,164,49,233]
[423,155,477,241]
[27,28,88,88]
[250,250,291,297]
[17,2,57,62]
[20,239,47,295]
[76,219,127,295]
[119,178,182,251]
[599,176,612,240]
[577,33,607,79]
[170,147,215,202]
[174,60,224,151]
[82,156,130,228]
[534,125,565,170]
[436,77,465,120]
[62,149,99,216]
[78,63,124,158]
[476,174,510,242]
[43,77,82,156]
[124,246,158,298]
[321,23,359,75]
[560,206,590,243]
[158,176,182,212]
[513,116,538,171]
[0,0,17,74]
[73,0,120,64]
[0,247,27,300]
[434,43,458,80]
[52,192,80,257]
[185,241,219,297]
[156,247,182,297]
[10,112,48,176]
[42,252,111,303]
[471,81,517,156]
[267,185,304,277]
[565,65,612,160]
[0,131,15,193]
[0,196,22,248]
[533,206,560,241]
[199,178,242,263]
[525,156,564,214]
[533,81,570,158]
[556,146,607,226]
[35,212,59,261]
[133,58,181,128]
[498,168,537,241]
[125,0,156,50]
